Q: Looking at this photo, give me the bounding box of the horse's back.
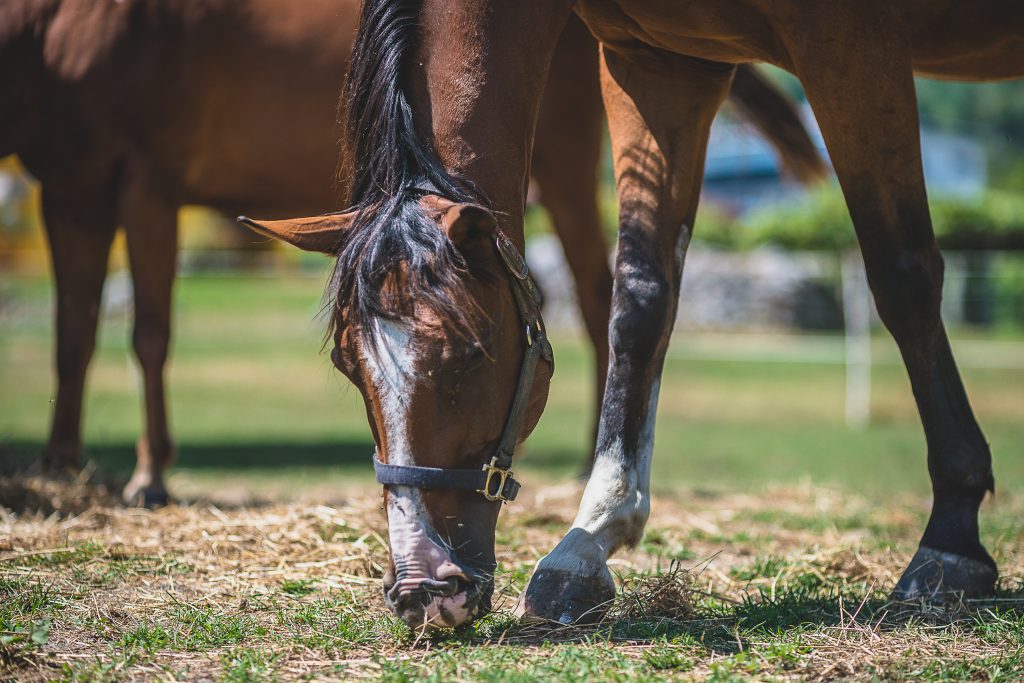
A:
[34,0,359,213]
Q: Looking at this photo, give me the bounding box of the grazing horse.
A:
[1,0,820,505]
[254,0,1021,629]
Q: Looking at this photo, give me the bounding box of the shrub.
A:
[740,185,1024,252]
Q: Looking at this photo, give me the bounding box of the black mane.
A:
[330,0,484,344]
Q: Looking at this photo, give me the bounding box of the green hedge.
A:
[931,192,1024,250]
[739,187,855,251]
[695,185,1024,252]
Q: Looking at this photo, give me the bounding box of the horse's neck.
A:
[413,0,575,231]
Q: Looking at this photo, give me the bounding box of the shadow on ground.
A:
[1,439,586,476]
[1,438,376,473]
[457,584,1024,658]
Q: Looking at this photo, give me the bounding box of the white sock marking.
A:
[570,378,661,556]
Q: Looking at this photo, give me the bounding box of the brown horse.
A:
[1,0,821,505]
[254,0,1021,629]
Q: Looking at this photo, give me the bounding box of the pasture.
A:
[3,270,1024,680]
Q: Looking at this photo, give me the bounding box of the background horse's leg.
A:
[518,47,735,624]
[795,29,996,599]
[120,187,178,507]
[533,14,610,470]
[40,194,118,474]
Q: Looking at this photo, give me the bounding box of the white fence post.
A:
[841,251,872,428]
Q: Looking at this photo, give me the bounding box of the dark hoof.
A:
[122,481,170,509]
[517,567,615,625]
[40,444,82,475]
[515,528,616,624]
[892,546,997,602]
[141,487,170,509]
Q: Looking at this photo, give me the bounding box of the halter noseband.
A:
[373,227,554,503]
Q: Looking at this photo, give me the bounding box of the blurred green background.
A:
[2,71,1023,502]
[2,272,1022,501]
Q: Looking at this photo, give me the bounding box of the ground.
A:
[3,478,1024,681]
[2,271,1023,681]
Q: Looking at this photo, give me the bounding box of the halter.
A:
[373,227,554,503]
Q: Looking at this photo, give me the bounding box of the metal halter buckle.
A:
[496,232,529,280]
[477,457,513,502]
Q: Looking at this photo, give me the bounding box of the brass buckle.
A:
[477,457,512,502]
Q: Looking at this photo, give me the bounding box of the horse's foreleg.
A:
[41,194,118,473]
[796,31,996,600]
[533,14,610,467]
[120,187,178,507]
[518,48,734,624]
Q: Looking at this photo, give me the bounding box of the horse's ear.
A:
[440,204,496,248]
[237,212,355,254]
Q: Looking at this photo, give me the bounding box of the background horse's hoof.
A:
[40,443,82,474]
[122,480,170,509]
[891,545,997,602]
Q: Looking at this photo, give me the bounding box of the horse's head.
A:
[240,192,552,629]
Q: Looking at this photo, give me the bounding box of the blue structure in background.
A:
[703,105,988,215]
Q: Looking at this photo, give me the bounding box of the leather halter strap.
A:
[373,227,553,503]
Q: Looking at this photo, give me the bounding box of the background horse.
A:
[0,0,822,505]
[270,0,1019,629]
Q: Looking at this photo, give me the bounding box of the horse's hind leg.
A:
[518,48,734,624]
[533,14,611,468]
[41,194,118,473]
[120,186,178,507]
[795,26,996,599]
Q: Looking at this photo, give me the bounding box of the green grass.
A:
[2,492,1023,681]
[3,270,1024,680]
[3,272,1024,499]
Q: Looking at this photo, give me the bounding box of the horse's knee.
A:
[610,265,674,353]
[55,336,96,383]
[865,245,944,343]
[132,320,170,369]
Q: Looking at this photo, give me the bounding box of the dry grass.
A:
[2,474,1023,681]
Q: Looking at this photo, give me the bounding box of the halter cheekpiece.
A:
[372,203,554,503]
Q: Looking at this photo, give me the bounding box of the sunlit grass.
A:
[2,272,1023,501]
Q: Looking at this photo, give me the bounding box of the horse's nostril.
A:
[414,576,465,597]
[387,576,470,611]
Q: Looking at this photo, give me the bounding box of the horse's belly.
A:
[578,0,1024,81]
[577,0,787,65]
[181,132,339,219]
[174,67,344,216]
[910,0,1024,81]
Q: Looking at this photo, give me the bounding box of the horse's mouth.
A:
[384,572,492,630]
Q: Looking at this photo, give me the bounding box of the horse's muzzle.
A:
[384,572,489,629]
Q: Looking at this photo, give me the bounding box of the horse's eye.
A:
[464,340,487,367]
